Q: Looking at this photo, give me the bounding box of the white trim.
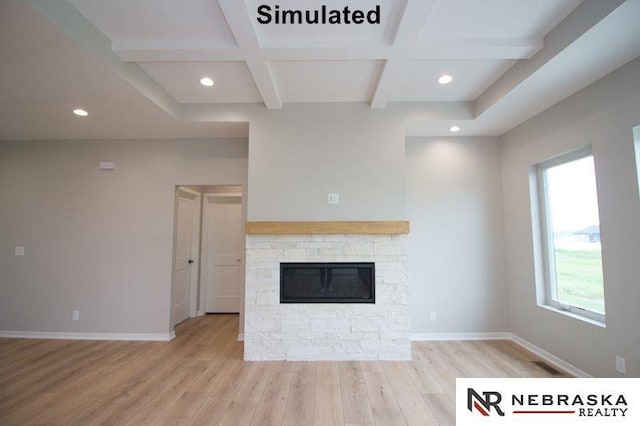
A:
[410,331,589,378]
[206,192,242,199]
[411,332,511,341]
[0,329,588,376]
[534,146,606,325]
[200,194,213,314]
[538,304,605,328]
[177,187,201,199]
[172,187,202,326]
[186,189,202,319]
[201,189,244,314]
[0,330,175,342]
[510,333,591,378]
[633,125,640,200]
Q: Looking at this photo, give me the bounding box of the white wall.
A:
[406,138,508,335]
[247,104,407,221]
[501,57,640,376]
[0,138,248,336]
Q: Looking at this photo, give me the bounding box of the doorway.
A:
[201,187,244,313]
[171,185,244,329]
[171,187,201,327]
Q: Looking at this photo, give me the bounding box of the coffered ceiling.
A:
[2,0,640,139]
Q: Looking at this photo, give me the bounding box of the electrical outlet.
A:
[616,355,626,374]
[98,161,116,170]
[14,246,25,256]
[430,311,437,321]
[72,310,80,321]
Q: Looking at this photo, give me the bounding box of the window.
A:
[535,146,605,324]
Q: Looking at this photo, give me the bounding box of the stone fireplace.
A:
[244,221,410,361]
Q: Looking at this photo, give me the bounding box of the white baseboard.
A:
[0,330,175,342]
[510,333,591,378]
[411,331,589,378]
[411,332,511,341]
[0,329,589,376]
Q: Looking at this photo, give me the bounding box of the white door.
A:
[172,189,198,325]
[203,194,243,313]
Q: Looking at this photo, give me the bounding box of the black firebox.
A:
[280,262,375,303]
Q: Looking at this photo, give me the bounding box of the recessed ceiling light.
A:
[438,74,453,85]
[73,109,88,117]
[200,77,214,87]
[449,126,460,132]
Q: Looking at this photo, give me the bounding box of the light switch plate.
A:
[14,246,25,256]
[328,193,340,205]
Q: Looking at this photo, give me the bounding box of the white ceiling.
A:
[2,0,640,139]
[0,0,247,139]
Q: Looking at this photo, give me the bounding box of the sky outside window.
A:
[546,156,600,233]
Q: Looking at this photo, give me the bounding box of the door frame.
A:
[199,190,244,314]
[171,187,202,327]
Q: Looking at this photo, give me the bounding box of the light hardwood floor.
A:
[0,314,566,425]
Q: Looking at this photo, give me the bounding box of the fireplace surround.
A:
[244,221,410,361]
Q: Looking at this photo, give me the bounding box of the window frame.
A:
[535,146,606,325]
[634,126,640,200]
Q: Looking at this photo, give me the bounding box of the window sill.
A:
[538,304,606,328]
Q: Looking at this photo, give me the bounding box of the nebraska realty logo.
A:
[457,378,640,425]
[468,388,505,416]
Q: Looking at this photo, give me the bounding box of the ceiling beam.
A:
[113,37,539,63]
[370,0,436,108]
[411,37,542,60]
[217,0,282,109]
[113,41,244,62]
[369,59,402,109]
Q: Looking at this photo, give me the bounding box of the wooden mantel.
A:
[245,221,410,235]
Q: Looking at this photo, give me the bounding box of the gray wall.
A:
[406,137,508,335]
[0,138,248,335]
[501,58,640,376]
[247,104,407,221]
[247,105,510,336]
[2,57,639,377]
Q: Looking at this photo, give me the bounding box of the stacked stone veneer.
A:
[244,234,410,361]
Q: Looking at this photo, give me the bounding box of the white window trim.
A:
[634,126,640,200]
[534,145,606,325]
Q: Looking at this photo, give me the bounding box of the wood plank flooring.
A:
[0,314,566,425]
